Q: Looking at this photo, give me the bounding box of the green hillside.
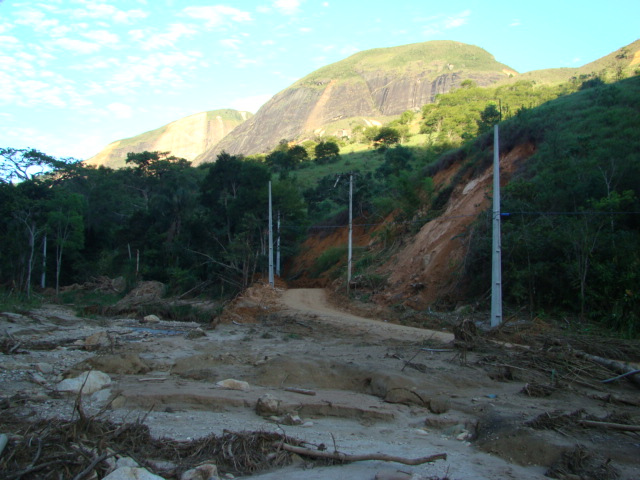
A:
[295,40,516,88]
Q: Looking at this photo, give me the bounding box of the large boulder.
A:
[56,371,111,395]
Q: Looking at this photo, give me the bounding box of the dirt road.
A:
[279,288,454,344]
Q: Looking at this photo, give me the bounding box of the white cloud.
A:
[273,0,302,15]
[51,37,101,54]
[71,3,148,24]
[262,39,276,46]
[510,19,521,27]
[299,27,312,33]
[229,93,272,112]
[129,23,198,50]
[444,10,470,29]
[422,10,471,36]
[221,38,242,49]
[181,6,252,28]
[107,102,133,119]
[81,30,120,46]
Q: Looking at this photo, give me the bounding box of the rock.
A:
[35,362,54,374]
[180,463,219,480]
[384,388,425,406]
[0,433,8,457]
[280,413,303,426]
[30,372,48,385]
[116,457,140,468]
[90,388,112,407]
[428,397,450,414]
[215,379,250,391]
[85,331,111,350]
[56,371,112,395]
[103,466,166,480]
[185,328,206,339]
[255,394,281,416]
[143,314,161,323]
[83,353,150,375]
[112,276,127,293]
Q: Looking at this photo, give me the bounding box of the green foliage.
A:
[0,289,43,312]
[420,81,572,144]
[477,103,502,134]
[314,141,340,164]
[373,126,400,150]
[463,76,640,336]
[377,145,414,176]
[312,245,348,277]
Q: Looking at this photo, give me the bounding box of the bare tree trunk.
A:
[41,233,47,289]
[25,221,36,298]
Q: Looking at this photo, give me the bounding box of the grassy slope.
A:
[294,40,516,88]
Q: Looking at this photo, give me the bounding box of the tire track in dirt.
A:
[279,288,454,344]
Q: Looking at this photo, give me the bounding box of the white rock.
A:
[255,394,281,416]
[180,463,219,480]
[103,466,166,480]
[143,314,161,323]
[30,372,48,385]
[91,388,112,407]
[56,371,111,395]
[215,379,250,391]
[36,362,54,374]
[116,457,140,468]
[85,331,111,350]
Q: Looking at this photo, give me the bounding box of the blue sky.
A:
[1,0,638,160]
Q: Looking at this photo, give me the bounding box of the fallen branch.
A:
[71,453,113,480]
[601,369,640,384]
[573,350,640,388]
[589,393,640,407]
[579,420,640,432]
[284,387,316,396]
[275,442,447,465]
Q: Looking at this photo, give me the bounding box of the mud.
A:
[1,286,639,479]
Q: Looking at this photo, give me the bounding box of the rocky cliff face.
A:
[197,41,515,163]
[86,109,251,169]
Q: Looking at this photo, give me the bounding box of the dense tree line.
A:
[461,76,640,336]
[0,149,307,298]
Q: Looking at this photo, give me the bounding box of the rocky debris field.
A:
[1,283,640,480]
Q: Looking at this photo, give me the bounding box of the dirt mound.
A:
[74,353,151,375]
[219,280,284,324]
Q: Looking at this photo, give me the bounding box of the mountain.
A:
[85,109,252,169]
[195,41,517,163]
[498,39,640,85]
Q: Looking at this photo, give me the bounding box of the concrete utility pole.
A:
[268,181,274,287]
[347,172,353,293]
[491,125,503,327]
[276,211,281,277]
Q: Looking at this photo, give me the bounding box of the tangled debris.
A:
[1,397,448,479]
[545,445,619,480]
[0,404,305,479]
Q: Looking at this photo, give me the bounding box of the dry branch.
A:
[579,420,640,432]
[275,442,447,465]
[284,387,316,396]
[573,350,640,387]
[601,369,640,384]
